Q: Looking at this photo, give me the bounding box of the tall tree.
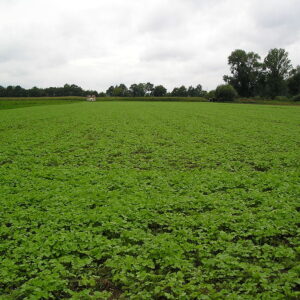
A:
[106,86,115,96]
[187,84,204,97]
[224,49,261,97]
[171,86,188,97]
[287,66,300,96]
[28,87,45,97]
[0,86,5,97]
[145,82,154,96]
[263,48,292,98]
[62,84,84,96]
[153,85,167,97]
[129,83,146,97]
[112,84,128,97]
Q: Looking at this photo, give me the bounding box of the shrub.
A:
[292,94,300,101]
[274,96,290,101]
[253,96,263,100]
[215,84,238,102]
[206,90,216,99]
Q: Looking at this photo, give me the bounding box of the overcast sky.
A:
[0,0,300,92]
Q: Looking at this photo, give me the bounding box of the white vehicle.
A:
[86,95,96,102]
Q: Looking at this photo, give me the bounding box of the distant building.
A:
[86,95,96,102]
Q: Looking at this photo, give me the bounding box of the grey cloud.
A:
[139,14,185,35]
[246,0,300,49]
[0,0,299,91]
[250,0,300,29]
[141,46,195,62]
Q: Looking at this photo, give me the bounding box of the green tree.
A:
[129,83,146,97]
[207,90,216,99]
[187,86,195,97]
[153,85,167,97]
[194,84,204,97]
[12,85,27,97]
[62,84,84,96]
[215,84,238,102]
[171,86,188,97]
[224,49,261,97]
[287,66,300,96]
[98,92,106,97]
[106,86,115,96]
[187,84,204,97]
[0,86,5,97]
[28,86,45,97]
[263,48,292,98]
[145,82,154,96]
[112,84,128,97]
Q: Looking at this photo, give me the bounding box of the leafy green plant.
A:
[0,101,299,299]
[274,96,290,101]
[215,84,238,101]
[292,94,300,101]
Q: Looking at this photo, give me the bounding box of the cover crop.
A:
[0,102,299,299]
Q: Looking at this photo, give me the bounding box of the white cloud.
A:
[0,0,299,91]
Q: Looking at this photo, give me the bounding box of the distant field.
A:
[0,102,299,299]
[0,97,208,110]
[0,97,84,110]
[236,98,300,106]
[1,97,299,112]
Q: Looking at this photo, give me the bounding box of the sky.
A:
[0,0,300,92]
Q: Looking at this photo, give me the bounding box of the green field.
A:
[0,97,84,110]
[0,102,299,299]
[0,97,208,111]
[1,96,299,112]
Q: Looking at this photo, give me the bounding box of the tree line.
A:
[223,48,300,99]
[0,82,206,98]
[0,48,299,100]
[105,83,206,97]
[0,84,99,98]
